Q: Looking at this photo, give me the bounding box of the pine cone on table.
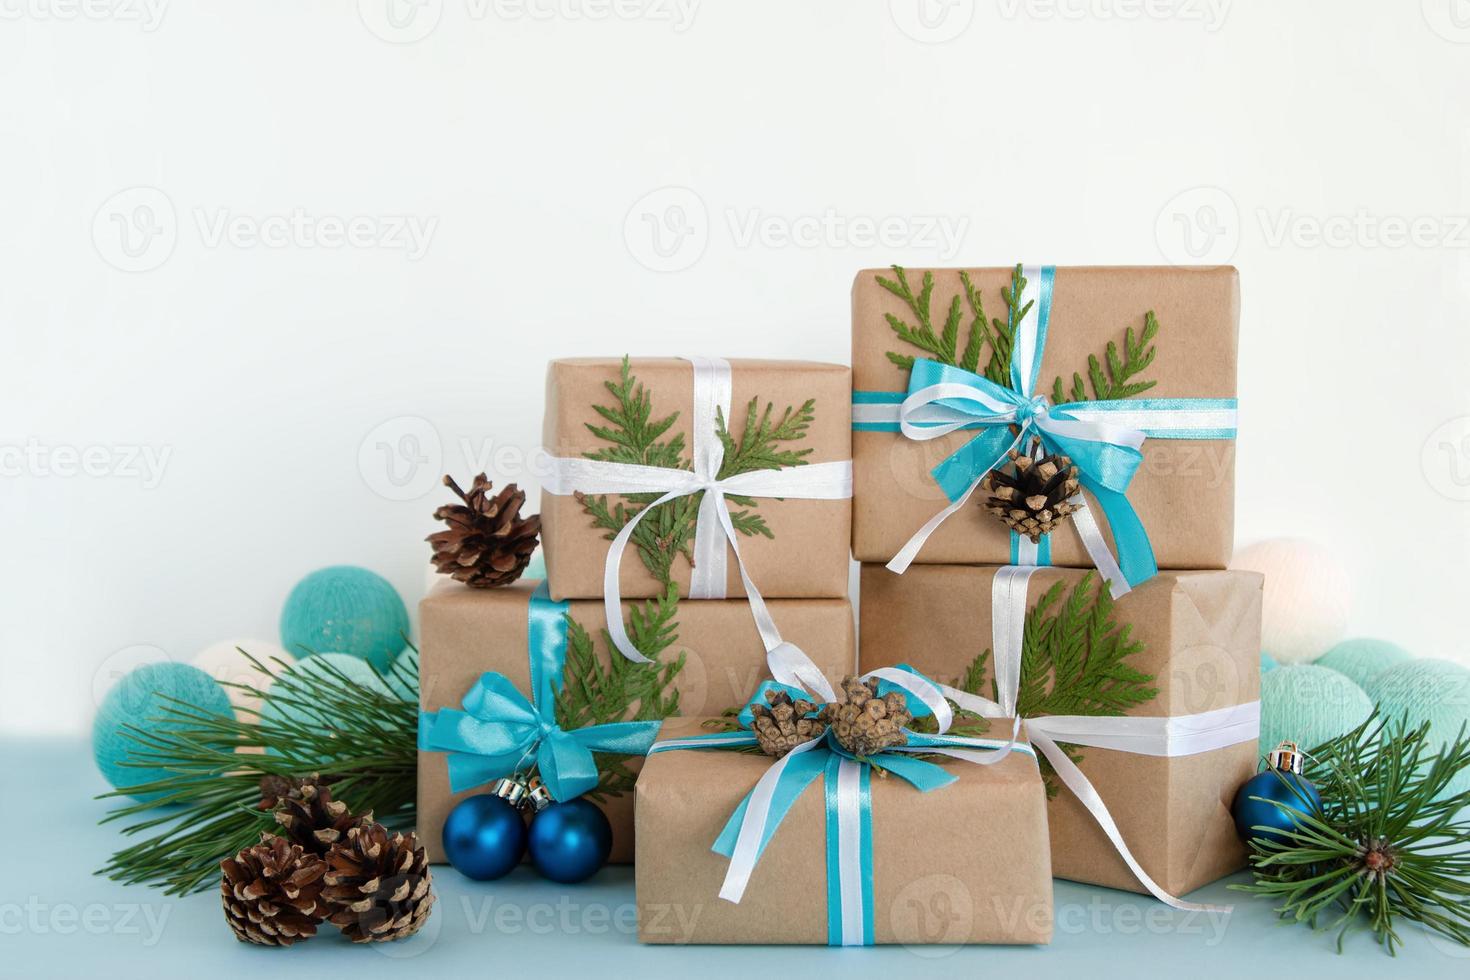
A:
[980,447,1081,543]
[822,676,912,758]
[322,822,436,943]
[427,473,541,588]
[269,777,365,857]
[750,688,825,757]
[220,834,328,947]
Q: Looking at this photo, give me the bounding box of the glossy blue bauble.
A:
[1232,769,1322,846]
[527,798,612,884]
[442,795,527,881]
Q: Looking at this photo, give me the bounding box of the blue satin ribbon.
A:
[417,581,662,802]
[657,675,1033,946]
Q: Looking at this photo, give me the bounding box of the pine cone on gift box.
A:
[322,821,436,943]
[750,689,825,757]
[220,834,329,947]
[268,776,365,857]
[981,447,1081,543]
[822,676,912,758]
[427,473,541,588]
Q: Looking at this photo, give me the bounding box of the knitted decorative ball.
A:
[386,647,419,701]
[1259,665,1373,754]
[93,661,232,799]
[1362,658,1470,799]
[259,652,392,725]
[1315,637,1413,690]
[280,566,408,671]
[189,638,291,719]
[1230,539,1351,664]
[1261,652,1279,674]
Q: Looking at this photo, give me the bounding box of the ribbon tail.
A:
[1078,478,1157,590]
[716,738,828,903]
[603,488,687,663]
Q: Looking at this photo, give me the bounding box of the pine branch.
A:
[1052,310,1161,402]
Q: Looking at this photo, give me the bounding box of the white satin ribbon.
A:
[544,357,852,676]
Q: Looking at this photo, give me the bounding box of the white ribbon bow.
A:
[545,356,852,694]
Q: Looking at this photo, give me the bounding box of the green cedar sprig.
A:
[954,572,1158,796]
[1050,310,1160,403]
[1232,715,1470,956]
[578,356,815,587]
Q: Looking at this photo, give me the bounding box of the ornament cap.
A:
[1267,741,1307,775]
[491,775,529,807]
[524,775,554,813]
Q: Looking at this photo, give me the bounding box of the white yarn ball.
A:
[190,638,292,719]
[1230,538,1351,664]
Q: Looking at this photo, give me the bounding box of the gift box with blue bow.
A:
[633,670,1054,946]
[851,264,1238,578]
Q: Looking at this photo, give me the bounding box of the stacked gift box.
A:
[417,264,1262,947]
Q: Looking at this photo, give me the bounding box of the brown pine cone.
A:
[322,822,436,943]
[750,688,825,757]
[270,777,365,856]
[427,474,540,588]
[220,834,328,947]
[822,676,912,758]
[981,447,1081,543]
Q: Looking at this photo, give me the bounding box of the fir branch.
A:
[1232,715,1470,955]
[953,573,1157,795]
[1052,310,1161,403]
[95,649,420,896]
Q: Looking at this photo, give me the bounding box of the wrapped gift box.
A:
[859,563,1262,896]
[541,357,852,600]
[852,265,1239,569]
[635,716,1053,945]
[417,578,854,864]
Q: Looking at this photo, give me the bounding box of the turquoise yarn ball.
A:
[1315,637,1413,689]
[1261,652,1279,673]
[280,566,409,671]
[1260,665,1373,753]
[259,652,392,727]
[93,662,232,799]
[386,647,419,702]
[1362,659,1470,799]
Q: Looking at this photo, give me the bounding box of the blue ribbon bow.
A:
[418,581,662,802]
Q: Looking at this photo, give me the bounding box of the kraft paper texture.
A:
[858,564,1262,896]
[417,578,855,864]
[852,266,1239,569]
[541,357,852,600]
[635,716,1053,945]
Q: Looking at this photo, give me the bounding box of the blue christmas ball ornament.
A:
[280,566,409,671]
[442,795,527,881]
[1232,742,1322,846]
[93,662,233,799]
[527,798,612,883]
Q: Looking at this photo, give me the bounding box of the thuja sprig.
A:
[95,650,420,896]
[558,584,685,802]
[578,356,815,586]
[1051,310,1160,403]
[1232,715,1470,956]
[955,573,1157,796]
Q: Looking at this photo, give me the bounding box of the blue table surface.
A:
[4,737,1465,979]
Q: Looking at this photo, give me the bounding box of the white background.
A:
[3,1,1468,735]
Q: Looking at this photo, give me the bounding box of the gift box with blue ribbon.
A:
[417,577,854,864]
[851,264,1238,577]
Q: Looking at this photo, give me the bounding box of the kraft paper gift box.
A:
[859,564,1263,896]
[417,578,854,864]
[541,357,852,601]
[851,265,1239,570]
[635,716,1053,945]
